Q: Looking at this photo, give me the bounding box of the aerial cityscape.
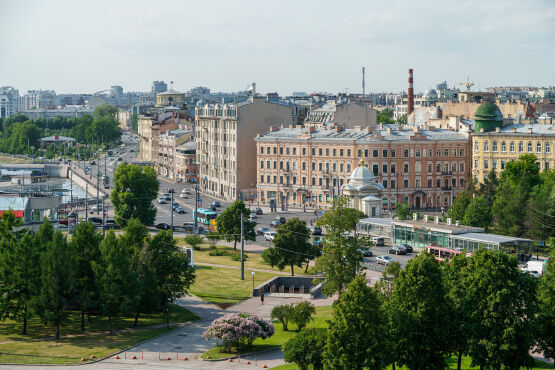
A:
[0,0,554,369]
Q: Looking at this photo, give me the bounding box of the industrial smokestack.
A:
[362,67,365,97]
[408,68,414,115]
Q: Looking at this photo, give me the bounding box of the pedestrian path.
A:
[195,262,292,275]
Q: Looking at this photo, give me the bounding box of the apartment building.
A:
[304,100,377,128]
[255,124,470,210]
[157,129,193,179]
[138,109,188,162]
[175,141,197,183]
[196,97,294,201]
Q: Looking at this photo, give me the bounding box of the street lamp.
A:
[251,271,255,292]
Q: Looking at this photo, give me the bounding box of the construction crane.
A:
[457,76,475,92]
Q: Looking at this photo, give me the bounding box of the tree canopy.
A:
[215,200,255,250]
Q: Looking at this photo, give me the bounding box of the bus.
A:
[426,245,471,261]
[193,208,217,226]
[107,150,114,158]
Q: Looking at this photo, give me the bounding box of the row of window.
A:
[476,140,551,154]
[259,146,465,158]
[475,159,551,171]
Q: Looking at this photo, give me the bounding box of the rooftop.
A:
[40,135,75,142]
[393,219,484,234]
[453,232,532,244]
[473,123,555,136]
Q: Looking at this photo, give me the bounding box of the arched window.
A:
[536,142,542,153]
[527,142,533,153]
[492,141,498,152]
[484,141,489,152]
[546,142,551,154]
[510,141,515,153]
[501,141,506,152]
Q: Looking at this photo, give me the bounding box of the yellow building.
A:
[472,124,555,182]
[155,90,186,108]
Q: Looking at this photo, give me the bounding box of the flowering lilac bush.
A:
[203,313,275,351]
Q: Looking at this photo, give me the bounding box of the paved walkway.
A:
[195,262,293,276]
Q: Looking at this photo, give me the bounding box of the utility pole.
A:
[96,171,100,215]
[70,169,73,210]
[194,185,199,231]
[240,213,245,280]
[170,192,174,232]
[85,183,88,221]
[104,154,107,175]
[102,196,105,236]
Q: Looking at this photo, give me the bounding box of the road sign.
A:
[319,211,322,216]
[198,199,203,202]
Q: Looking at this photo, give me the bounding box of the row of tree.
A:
[0,215,195,339]
[448,154,554,241]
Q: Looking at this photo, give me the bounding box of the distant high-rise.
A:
[110,85,123,97]
[152,81,168,94]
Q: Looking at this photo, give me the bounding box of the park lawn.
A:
[201,306,333,360]
[189,265,278,307]
[182,244,309,276]
[0,303,198,365]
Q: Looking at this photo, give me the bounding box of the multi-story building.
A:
[255,124,470,210]
[196,97,294,201]
[155,90,187,108]
[471,102,555,182]
[138,109,187,162]
[0,86,20,118]
[152,81,168,94]
[157,129,193,179]
[24,90,56,110]
[304,100,377,128]
[176,141,198,183]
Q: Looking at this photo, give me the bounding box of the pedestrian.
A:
[260,288,264,305]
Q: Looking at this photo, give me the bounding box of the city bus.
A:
[192,208,217,226]
[426,245,471,261]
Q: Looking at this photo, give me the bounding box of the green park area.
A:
[0,304,197,364]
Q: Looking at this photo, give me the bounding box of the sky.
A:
[1,0,554,95]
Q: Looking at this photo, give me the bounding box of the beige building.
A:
[157,129,193,180]
[304,100,377,128]
[255,124,470,210]
[196,97,294,201]
[155,90,187,108]
[138,109,189,162]
[175,141,197,183]
[472,124,555,182]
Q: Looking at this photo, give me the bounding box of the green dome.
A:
[474,102,503,132]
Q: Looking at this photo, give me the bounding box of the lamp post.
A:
[251,271,255,292]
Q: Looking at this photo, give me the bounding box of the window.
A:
[260,175,263,183]
[326,148,330,156]
[501,160,506,170]
[311,162,315,171]
[293,147,296,155]
[484,159,489,169]
[492,160,497,169]
[347,163,351,173]
[279,176,283,184]
[437,179,441,188]
[357,149,362,157]
[382,163,388,173]
[266,147,270,154]
[280,161,283,169]
[404,149,409,157]
[373,164,379,176]
[260,147,264,154]
[317,148,321,156]
[391,150,396,157]
[427,163,432,172]
[459,149,464,156]
[428,179,432,188]
[436,163,441,172]
[364,149,369,157]
[452,163,456,172]
[347,149,351,157]
[415,179,421,188]
[460,178,465,188]
[460,163,465,172]
[286,147,290,155]
[318,162,323,171]
[273,147,277,154]
[391,163,396,173]
[444,149,449,157]
[373,149,378,158]
[382,179,388,189]
[474,159,478,169]
[546,142,551,154]
[311,148,315,156]
[302,177,306,185]
[492,141,498,152]
[501,141,506,152]
[404,179,409,188]
[311,177,315,186]
[340,163,344,172]
[536,142,542,153]
[452,178,456,188]
[273,176,277,183]
[260,161,264,169]
[416,149,421,157]
[340,149,344,156]
[510,141,515,153]
[483,141,489,152]
[415,162,421,172]
[437,149,441,157]
[302,148,306,155]
[383,149,388,158]
[391,179,396,189]
[273,161,277,169]
[267,160,270,168]
[319,178,322,186]
[527,142,532,153]
[403,164,409,173]
[333,149,337,156]
[302,162,306,171]
[545,162,550,171]
[518,142,523,153]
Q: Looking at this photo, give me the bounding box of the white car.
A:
[264,231,276,241]
[158,198,167,204]
[181,188,190,194]
[376,255,394,265]
[179,193,188,199]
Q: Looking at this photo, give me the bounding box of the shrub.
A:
[183,235,204,250]
[203,313,274,352]
[230,252,248,262]
[283,328,326,370]
[291,301,315,331]
[271,304,295,331]
[209,248,231,256]
[205,232,220,248]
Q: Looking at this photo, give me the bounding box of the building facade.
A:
[255,124,470,210]
[196,97,294,201]
[304,100,377,128]
[155,90,186,108]
[157,129,192,180]
[175,141,197,183]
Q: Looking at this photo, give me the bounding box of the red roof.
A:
[0,210,24,218]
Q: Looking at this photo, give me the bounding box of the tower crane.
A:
[457,76,475,92]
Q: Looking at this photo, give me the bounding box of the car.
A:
[256,227,270,236]
[376,255,394,265]
[91,205,103,212]
[372,237,385,246]
[210,201,221,208]
[250,212,257,219]
[57,157,63,161]
[59,219,68,226]
[181,188,191,194]
[276,216,286,224]
[359,248,373,257]
[270,220,281,227]
[172,202,180,210]
[104,221,118,230]
[264,231,276,241]
[399,243,413,253]
[155,222,171,230]
[309,226,322,235]
[168,188,175,193]
[388,245,406,255]
[90,160,96,165]
[158,198,167,204]
[175,207,186,214]
[179,193,188,199]
[130,149,134,152]
[88,217,102,225]
[255,208,263,215]
[163,193,171,201]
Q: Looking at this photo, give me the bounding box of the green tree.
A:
[477,169,498,206]
[462,196,492,229]
[111,163,159,226]
[528,170,555,241]
[183,235,204,250]
[377,108,394,124]
[448,192,472,222]
[324,275,387,370]
[38,231,75,340]
[290,301,315,331]
[397,114,407,125]
[536,237,555,362]
[205,232,220,248]
[148,231,195,328]
[389,252,450,369]
[262,218,312,276]
[394,202,411,220]
[316,197,364,233]
[492,181,530,236]
[283,328,326,370]
[459,249,537,369]
[216,200,255,251]
[94,231,133,335]
[70,221,102,331]
[271,304,294,331]
[93,104,118,121]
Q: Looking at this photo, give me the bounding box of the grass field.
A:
[181,243,310,276]
[0,303,198,365]
[189,265,278,307]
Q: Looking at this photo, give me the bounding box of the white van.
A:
[521,260,547,277]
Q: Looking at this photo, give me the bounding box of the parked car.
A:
[210,201,221,208]
[250,212,257,221]
[103,221,118,230]
[129,149,134,152]
[256,227,271,236]
[276,216,286,224]
[270,220,281,227]
[255,208,263,215]
[90,160,96,165]
[388,245,406,255]
[359,248,373,257]
[182,188,191,194]
[208,205,217,211]
[372,237,385,246]
[88,217,102,225]
[175,207,186,214]
[168,188,175,193]
[309,226,322,235]
[172,202,180,210]
[399,243,413,253]
[155,222,171,230]
[376,255,394,265]
[91,205,103,212]
[158,198,167,204]
[117,157,122,161]
[179,193,188,199]
[264,231,276,241]
[163,193,171,201]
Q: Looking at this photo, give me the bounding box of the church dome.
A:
[348,161,374,186]
[424,89,438,98]
[474,102,503,132]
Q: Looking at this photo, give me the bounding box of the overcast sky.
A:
[1,0,554,95]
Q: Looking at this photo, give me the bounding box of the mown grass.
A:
[0,303,198,364]
[189,265,278,307]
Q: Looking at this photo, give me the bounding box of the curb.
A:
[201,346,281,362]
[0,321,196,367]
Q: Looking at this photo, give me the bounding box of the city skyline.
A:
[1,0,554,95]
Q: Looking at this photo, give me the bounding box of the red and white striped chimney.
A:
[407,68,414,116]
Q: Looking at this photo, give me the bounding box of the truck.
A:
[521,260,547,277]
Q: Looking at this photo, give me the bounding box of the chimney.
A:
[512,127,517,133]
[387,127,392,134]
[353,125,361,131]
[495,127,500,132]
[528,127,533,134]
[434,216,440,223]
[380,123,384,130]
[366,127,373,133]
[408,69,415,115]
[334,125,345,133]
